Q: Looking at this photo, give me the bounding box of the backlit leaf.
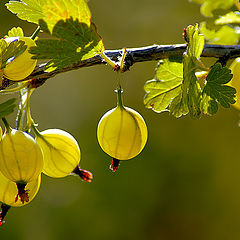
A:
[30,18,105,72]
[144,58,183,113]
[201,63,236,114]
[215,11,240,25]
[200,22,239,45]
[200,0,235,17]
[185,24,204,59]
[6,27,24,38]
[6,0,91,32]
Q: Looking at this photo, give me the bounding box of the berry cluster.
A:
[0,34,92,225]
[0,33,148,227]
[0,123,93,225]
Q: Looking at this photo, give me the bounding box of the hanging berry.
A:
[0,126,43,204]
[0,172,41,207]
[34,128,92,182]
[0,172,41,226]
[97,89,148,171]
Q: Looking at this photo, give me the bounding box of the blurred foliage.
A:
[1,1,240,240]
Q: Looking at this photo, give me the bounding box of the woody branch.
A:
[2,43,240,90]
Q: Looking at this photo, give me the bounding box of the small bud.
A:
[183,28,188,42]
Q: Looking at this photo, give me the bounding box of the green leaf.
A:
[200,92,218,115]
[0,39,27,69]
[6,0,45,24]
[185,24,204,59]
[182,25,205,118]
[169,92,189,118]
[144,80,182,113]
[183,55,202,119]
[0,98,17,119]
[6,0,91,32]
[200,22,239,45]
[7,27,24,38]
[29,18,105,72]
[144,58,183,113]
[200,0,235,17]
[215,11,240,25]
[145,24,205,118]
[201,63,236,114]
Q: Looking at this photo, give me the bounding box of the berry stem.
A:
[16,85,29,130]
[99,51,117,69]
[71,165,93,182]
[120,48,127,71]
[0,204,11,227]
[116,87,124,108]
[25,87,35,131]
[110,158,120,172]
[115,48,127,108]
[31,123,42,138]
[0,81,29,94]
[31,26,41,40]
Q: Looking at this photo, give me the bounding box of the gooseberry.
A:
[35,129,92,181]
[3,37,37,81]
[0,173,41,226]
[0,172,41,206]
[0,129,43,203]
[97,89,148,171]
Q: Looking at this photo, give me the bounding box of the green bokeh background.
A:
[1,1,240,240]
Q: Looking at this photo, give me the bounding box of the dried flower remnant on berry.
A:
[110,158,120,172]
[15,183,29,204]
[71,165,93,182]
[0,204,11,227]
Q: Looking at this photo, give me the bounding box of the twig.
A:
[2,43,240,90]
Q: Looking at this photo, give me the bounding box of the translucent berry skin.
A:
[0,172,41,207]
[97,106,148,160]
[229,58,240,110]
[36,129,81,178]
[0,129,43,183]
[3,37,37,81]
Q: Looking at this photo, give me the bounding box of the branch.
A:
[2,43,240,89]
